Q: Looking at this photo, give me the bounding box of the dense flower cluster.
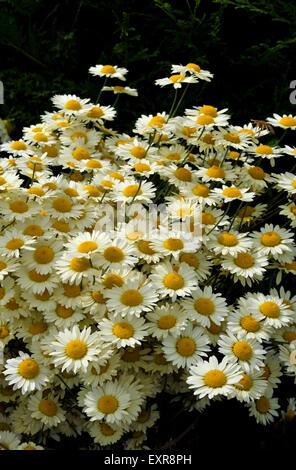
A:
[0,62,296,450]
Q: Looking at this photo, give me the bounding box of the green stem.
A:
[95,76,108,104]
[228,201,244,231]
[171,83,190,118]
[167,88,179,121]
[129,178,143,205]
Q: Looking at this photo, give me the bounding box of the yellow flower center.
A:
[206,166,225,179]
[196,115,214,125]
[224,132,240,144]
[180,253,199,268]
[148,116,166,128]
[194,298,215,316]
[228,151,240,159]
[43,145,58,158]
[56,305,74,318]
[138,240,155,255]
[166,152,181,161]
[101,423,116,436]
[157,315,177,329]
[283,331,296,342]
[11,141,27,150]
[163,238,184,251]
[199,105,217,117]
[65,99,81,111]
[238,206,254,218]
[240,315,260,332]
[103,274,124,288]
[103,246,124,263]
[52,198,72,213]
[6,238,24,250]
[186,63,201,72]
[86,160,102,169]
[27,187,46,196]
[114,86,125,92]
[286,409,295,422]
[163,273,184,290]
[207,320,223,334]
[218,233,238,247]
[28,269,50,282]
[9,200,28,213]
[255,397,270,413]
[154,354,168,365]
[66,339,88,359]
[34,246,54,264]
[97,395,118,414]
[234,373,253,391]
[52,221,70,233]
[73,148,90,161]
[91,291,106,303]
[234,253,254,269]
[233,341,252,361]
[112,321,134,338]
[123,184,142,198]
[204,370,226,388]
[120,289,143,306]
[77,241,98,254]
[133,163,151,172]
[259,301,280,318]
[279,117,296,127]
[169,74,185,83]
[256,145,273,155]
[35,289,51,301]
[101,65,116,74]
[174,167,192,182]
[130,146,146,159]
[18,359,40,379]
[38,399,57,416]
[87,107,104,119]
[137,410,150,423]
[70,257,90,272]
[202,133,215,145]
[182,126,196,137]
[0,326,9,338]
[193,184,210,197]
[176,337,196,356]
[284,261,296,270]
[261,231,281,247]
[34,133,48,142]
[29,321,48,335]
[109,171,124,181]
[222,187,242,198]
[63,188,79,198]
[121,349,140,362]
[248,166,265,180]
[202,212,216,225]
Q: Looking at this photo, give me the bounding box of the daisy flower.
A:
[21,238,63,274]
[110,179,156,204]
[247,395,280,425]
[83,380,131,424]
[206,230,253,256]
[218,332,266,373]
[162,324,210,369]
[55,252,100,285]
[80,104,116,125]
[1,194,40,221]
[0,319,16,346]
[150,261,198,301]
[105,279,158,317]
[95,237,138,270]
[3,352,49,394]
[0,171,22,190]
[44,194,84,220]
[181,286,228,328]
[194,163,236,184]
[150,231,200,260]
[214,126,254,150]
[0,431,21,450]
[87,420,124,446]
[155,73,198,89]
[18,441,44,450]
[133,112,172,136]
[221,251,269,287]
[102,85,138,96]
[146,303,189,339]
[47,325,102,373]
[248,292,294,329]
[272,171,296,195]
[51,94,91,116]
[250,144,283,166]
[279,201,296,227]
[281,398,296,422]
[229,369,268,403]
[99,312,148,348]
[0,229,36,258]
[266,113,296,129]
[227,305,272,343]
[64,231,110,258]
[0,256,20,281]
[27,391,66,428]
[171,63,213,82]
[1,139,34,156]
[251,224,295,260]
[180,182,219,206]
[212,185,255,203]
[186,355,243,399]
[89,64,128,81]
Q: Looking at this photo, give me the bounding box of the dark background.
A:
[0,0,295,136]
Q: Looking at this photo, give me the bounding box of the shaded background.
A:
[1,0,296,450]
[0,0,296,136]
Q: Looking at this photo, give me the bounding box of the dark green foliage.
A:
[0,0,295,135]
